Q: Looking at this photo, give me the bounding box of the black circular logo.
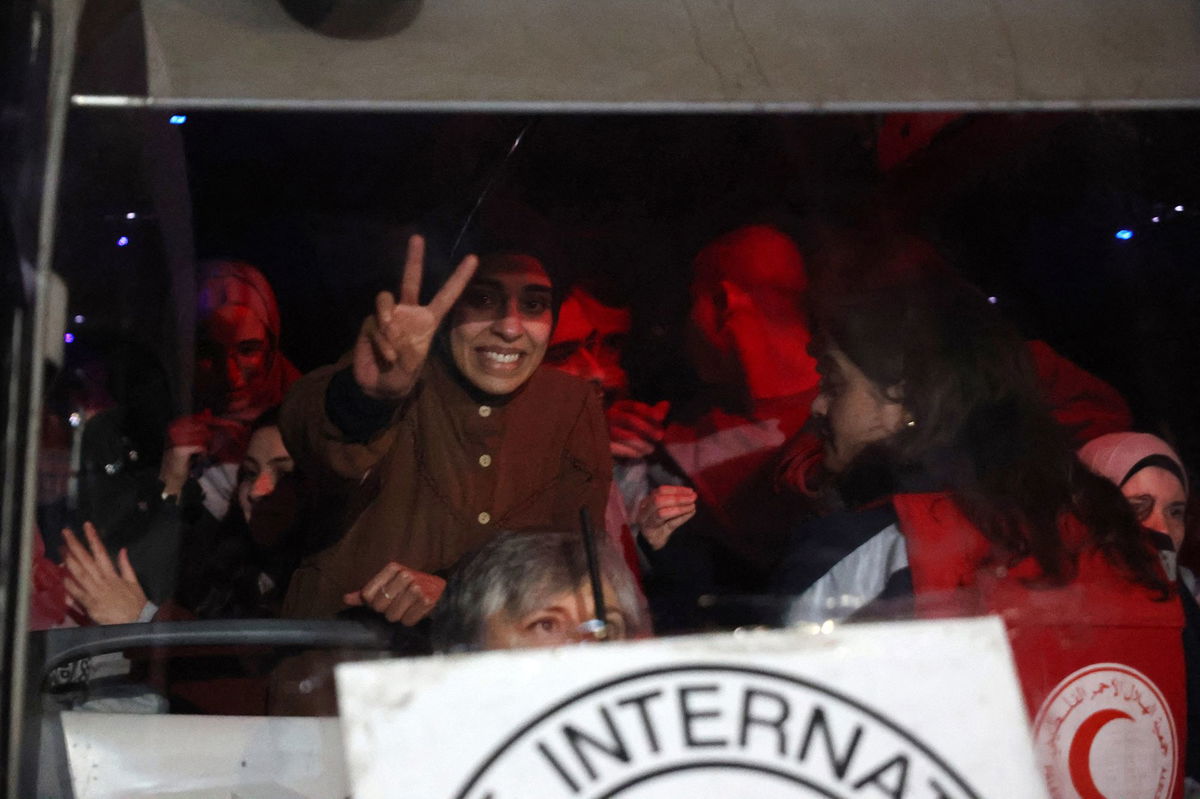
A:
[454,664,982,799]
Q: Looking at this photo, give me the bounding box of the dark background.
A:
[49,110,1200,464]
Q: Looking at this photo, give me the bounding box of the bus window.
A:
[6,6,1200,797]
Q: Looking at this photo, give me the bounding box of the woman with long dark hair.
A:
[772,231,1188,798]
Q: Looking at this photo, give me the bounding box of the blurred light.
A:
[116,236,129,247]
[1175,205,1185,212]
[125,211,137,220]
[987,296,998,304]
[169,115,187,125]
[819,620,836,634]
[63,333,74,343]
[73,314,84,324]
[68,412,82,428]
[1115,229,1134,240]
[1152,216,1161,223]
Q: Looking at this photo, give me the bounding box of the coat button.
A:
[478,405,492,417]
[478,511,491,525]
[478,454,492,468]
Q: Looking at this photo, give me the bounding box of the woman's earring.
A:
[905,418,917,429]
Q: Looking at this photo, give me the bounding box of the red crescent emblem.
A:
[1067,708,1133,799]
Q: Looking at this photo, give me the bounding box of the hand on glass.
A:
[607,399,670,459]
[343,561,446,625]
[353,235,478,401]
[62,522,149,625]
[636,484,697,550]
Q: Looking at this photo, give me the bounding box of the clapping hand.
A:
[62,522,149,625]
[636,485,698,550]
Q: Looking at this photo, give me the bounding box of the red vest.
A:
[894,492,1186,799]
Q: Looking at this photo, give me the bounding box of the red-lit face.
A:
[1122,467,1187,551]
[449,255,554,396]
[543,290,631,403]
[810,348,906,473]
[195,305,272,420]
[684,226,818,400]
[685,278,742,386]
[685,280,819,400]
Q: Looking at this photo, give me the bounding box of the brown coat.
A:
[278,356,612,620]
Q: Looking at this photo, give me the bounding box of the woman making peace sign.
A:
[278,233,613,627]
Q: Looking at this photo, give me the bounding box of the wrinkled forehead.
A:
[511,577,622,618]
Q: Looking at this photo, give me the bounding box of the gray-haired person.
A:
[431,530,651,652]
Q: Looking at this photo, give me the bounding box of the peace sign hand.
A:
[353,235,478,401]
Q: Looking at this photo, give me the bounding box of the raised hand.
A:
[62,522,149,625]
[159,412,250,496]
[636,484,698,550]
[606,400,670,459]
[353,235,478,401]
[159,413,213,496]
[343,561,446,625]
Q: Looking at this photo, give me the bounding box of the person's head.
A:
[429,201,566,398]
[447,252,555,396]
[806,229,1167,593]
[543,288,631,403]
[431,530,651,653]
[808,347,909,475]
[235,410,293,523]
[807,234,1038,480]
[685,224,818,401]
[1079,432,1189,550]
[195,260,283,421]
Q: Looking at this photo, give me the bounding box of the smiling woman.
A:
[276,230,613,636]
[448,253,554,396]
[11,0,1200,792]
[266,228,613,713]
[1079,432,1190,554]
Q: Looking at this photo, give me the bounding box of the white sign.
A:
[337,616,1048,799]
[61,713,348,798]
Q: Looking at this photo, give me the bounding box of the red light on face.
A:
[545,288,631,402]
[195,305,272,418]
[686,225,819,400]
